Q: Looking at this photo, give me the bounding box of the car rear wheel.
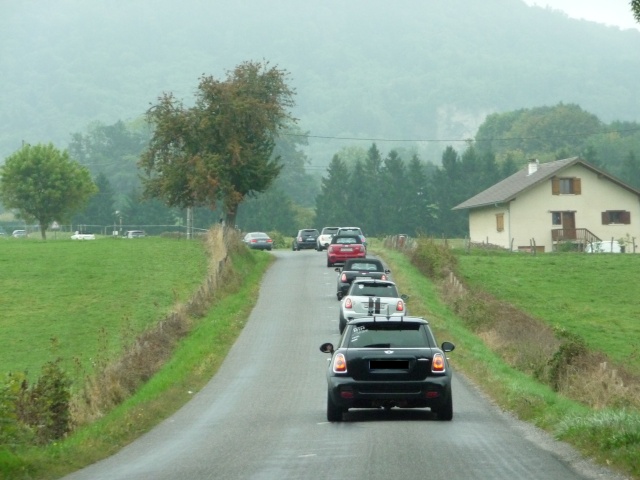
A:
[327,393,344,422]
[327,259,333,267]
[434,394,453,421]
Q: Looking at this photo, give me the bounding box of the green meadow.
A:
[455,250,640,375]
[0,236,208,382]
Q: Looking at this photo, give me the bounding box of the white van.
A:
[585,240,623,253]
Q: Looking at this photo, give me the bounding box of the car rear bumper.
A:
[297,242,317,249]
[328,252,366,264]
[327,376,451,409]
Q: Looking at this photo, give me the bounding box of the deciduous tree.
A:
[0,143,97,239]
[139,61,296,227]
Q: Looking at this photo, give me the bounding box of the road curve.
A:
[62,250,628,480]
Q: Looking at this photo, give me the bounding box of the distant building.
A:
[453,157,640,252]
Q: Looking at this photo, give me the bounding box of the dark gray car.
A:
[292,229,319,250]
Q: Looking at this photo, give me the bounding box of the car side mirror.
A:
[401,294,409,302]
[441,341,455,352]
[334,267,340,272]
[319,342,334,354]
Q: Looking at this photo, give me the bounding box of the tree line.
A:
[2,67,640,240]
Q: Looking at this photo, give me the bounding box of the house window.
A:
[601,210,631,225]
[496,213,504,232]
[552,177,581,195]
[551,212,562,225]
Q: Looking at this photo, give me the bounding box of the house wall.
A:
[468,205,512,249]
[468,164,640,252]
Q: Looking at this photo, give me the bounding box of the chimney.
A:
[527,158,539,175]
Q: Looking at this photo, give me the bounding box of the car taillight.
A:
[381,274,387,280]
[297,236,302,242]
[341,273,347,282]
[345,298,353,309]
[267,239,273,243]
[251,239,257,243]
[396,300,404,312]
[333,353,347,373]
[432,353,446,373]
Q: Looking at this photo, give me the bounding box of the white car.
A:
[585,240,622,253]
[71,231,96,240]
[316,226,340,251]
[338,279,408,333]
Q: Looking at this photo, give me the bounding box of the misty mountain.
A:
[1,0,639,166]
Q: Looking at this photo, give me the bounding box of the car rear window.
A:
[301,229,319,235]
[333,235,361,244]
[347,323,429,348]
[348,262,381,271]
[349,283,399,297]
[322,227,340,235]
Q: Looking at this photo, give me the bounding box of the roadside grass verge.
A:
[455,250,640,375]
[375,244,640,479]
[0,236,273,480]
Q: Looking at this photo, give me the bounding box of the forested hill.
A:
[1,0,640,165]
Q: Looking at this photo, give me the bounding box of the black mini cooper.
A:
[320,316,455,422]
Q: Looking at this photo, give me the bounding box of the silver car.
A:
[316,226,340,251]
[338,279,408,333]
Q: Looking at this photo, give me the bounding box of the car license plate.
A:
[342,248,353,252]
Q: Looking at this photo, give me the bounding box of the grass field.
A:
[454,250,640,374]
[0,236,208,382]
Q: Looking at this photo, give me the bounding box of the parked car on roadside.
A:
[335,258,390,300]
[292,229,319,251]
[316,226,340,251]
[320,316,455,422]
[124,230,145,238]
[585,240,623,253]
[338,278,408,333]
[12,229,27,238]
[326,234,366,267]
[71,231,96,240]
[243,232,273,251]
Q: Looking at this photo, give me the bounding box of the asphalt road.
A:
[63,250,628,480]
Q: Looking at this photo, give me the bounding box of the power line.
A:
[284,127,640,143]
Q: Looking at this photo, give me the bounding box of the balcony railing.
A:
[551,228,601,251]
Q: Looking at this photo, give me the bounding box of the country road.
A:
[62,250,627,480]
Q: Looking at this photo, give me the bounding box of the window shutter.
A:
[573,178,581,194]
[552,177,560,195]
[622,211,631,224]
[601,212,609,224]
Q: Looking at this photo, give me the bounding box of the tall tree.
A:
[405,154,437,235]
[379,150,407,235]
[633,0,640,23]
[621,151,640,189]
[0,143,96,239]
[139,61,296,227]
[72,172,116,230]
[314,154,351,227]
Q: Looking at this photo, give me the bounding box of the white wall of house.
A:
[468,204,511,248]
[467,164,640,252]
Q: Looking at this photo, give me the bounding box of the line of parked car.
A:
[314,225,457,423]
[240,224,457,422]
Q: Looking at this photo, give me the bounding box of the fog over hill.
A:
[1,0,639,166]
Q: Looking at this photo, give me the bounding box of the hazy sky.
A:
[523,0,639,30]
